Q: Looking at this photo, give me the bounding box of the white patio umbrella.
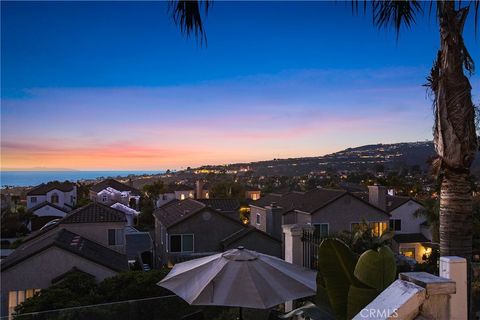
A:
[158,247,317,319]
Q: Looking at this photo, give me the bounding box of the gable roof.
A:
[353,192,423,213]
[1,229,128,272]
[27,181,75,196]
[28,201,70,214]
[220,226,281,248]
[61,202,126,224]
[197,199,240,213]
[153,199,206,228]
[90,179,141,196]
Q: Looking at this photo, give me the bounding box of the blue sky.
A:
[1,1,479,170]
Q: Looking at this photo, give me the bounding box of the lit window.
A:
[351,221,387,237]
[31,197,37,204]
[169,234,194,253]
[205,192,209,199]
[8,289,40,317]
[389,219,401,231]
[50,194,59,204]
[180,194,186,200]
[108,229,124,246]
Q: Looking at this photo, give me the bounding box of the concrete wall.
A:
[310,194,389,233]
[62,222,126,253]
[0,247,118,317]
[390,200,425,234]
[283,211,311,226]
[249,206,267,233]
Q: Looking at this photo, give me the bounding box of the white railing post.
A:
[440,256,467,320]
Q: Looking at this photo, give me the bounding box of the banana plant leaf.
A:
[317,238,358,320]
[346,285,379,319]
[354,246,396,291]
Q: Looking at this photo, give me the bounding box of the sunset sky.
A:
[2,1,479,170]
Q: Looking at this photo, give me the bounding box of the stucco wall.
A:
[32,205,67,218]
[389,201,425,234]
[62,222,126,253]
[310,194,389,233]
[0,247,118,317]
[158,209,244,263]
[249,206,267,233]
[26,195,47,210]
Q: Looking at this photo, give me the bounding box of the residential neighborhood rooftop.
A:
[61,202,126,224]
[90,178,141,195]
[26,181,76,196]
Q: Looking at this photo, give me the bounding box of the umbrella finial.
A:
[238,246,245,250]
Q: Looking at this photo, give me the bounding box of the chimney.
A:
[195,180,204,199]
[265,202,283,239]
[368,185,387,211]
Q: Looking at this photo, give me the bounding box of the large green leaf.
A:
[354,245,396,291]
[346,285,379,319]
[317,238,358,320]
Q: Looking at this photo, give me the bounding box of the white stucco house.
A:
[89,179,141,207]
[110,202,140,226]
[26,181,77,231]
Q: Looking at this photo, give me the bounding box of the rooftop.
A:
[27,181,76,196]
[91,179,141,196]
[61,202,126,224]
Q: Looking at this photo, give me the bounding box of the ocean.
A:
[0,171,165,187]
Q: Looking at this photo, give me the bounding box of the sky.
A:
[1,1,480,170]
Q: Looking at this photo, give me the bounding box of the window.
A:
[8,289,40,316]
[351,221,388,237]
[108,229,124,246]
[169,234,194,253]
[314,223,329,237]
[70,195,75,204]
[180,194,186,200]
[389,219,402,231]
[256,213,261,225]
[31,197,37,204]
[102,195,108,203]
[401,247,415,259]
[50,193,59,204]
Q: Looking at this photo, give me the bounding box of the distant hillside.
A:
[209,141,480,177]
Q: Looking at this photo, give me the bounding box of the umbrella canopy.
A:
[158,247,317,309]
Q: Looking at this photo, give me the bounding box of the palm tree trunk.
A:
[433,2,476,260]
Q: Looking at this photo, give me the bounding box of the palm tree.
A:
[170,0,479,261]
[415,197,440,243]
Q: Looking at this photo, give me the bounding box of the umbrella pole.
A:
[238,307,243,320]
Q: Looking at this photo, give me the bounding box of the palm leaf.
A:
[170,0,210,45]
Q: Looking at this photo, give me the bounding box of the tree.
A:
[142,180,165,204]
[415,197,440,243]
[171,0,479,260]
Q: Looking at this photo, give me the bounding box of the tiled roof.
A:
[197,199,240,213]
[153,199,205,228]
[28,201,70,214]
[61,202,126,224]
[393,233,430,244]
[90,179,141,196]
[1,229,128,272]
[250,189,346,214]
[351,192,421,213]
[27,181,75,196]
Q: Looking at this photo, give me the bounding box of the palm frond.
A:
[372,0,423,39]
[170,0,210,45]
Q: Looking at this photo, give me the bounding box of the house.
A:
[196,198,241,220]
[195,180,210,199]
[358,185,432,263]
[245,188,261,201]
[0,202,130,318]
[250,188,390,240]
[156,184,195,208]
[153,199,281,266]
[26,181,77,231]
[90,179,141,207]
[110,202,140,226]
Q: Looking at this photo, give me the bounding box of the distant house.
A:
[110,202,140,226]
[153,199,281,266]
[358,186,431,263]
[245,188,261,201]
[90,179,141,207]
[26,181,77,231]
[250,188,390,240]
[197,198,241,219]
[195,180,210,200]
[156,184,195,208]
[0,202,130,318]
